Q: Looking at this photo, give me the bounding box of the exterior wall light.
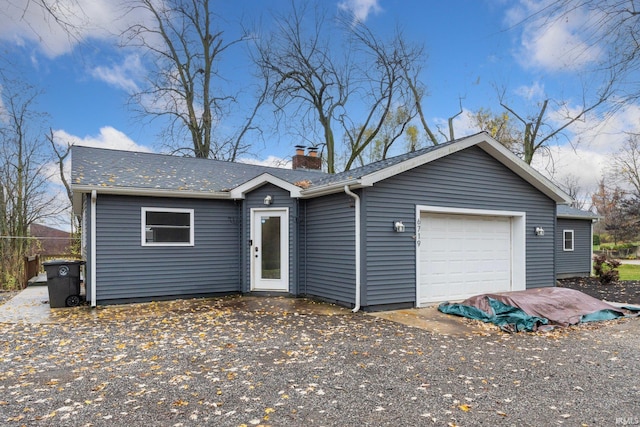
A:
[535,226,545,236]
[264,195,273,205]
[394,221,405,233]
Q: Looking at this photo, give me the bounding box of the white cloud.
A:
[45,127,152,221]
[338,0,382,23]
[53,126,153,152]
[506,1,603,72]
[239,155,291,169]
[91,54,143,92]
[0,0,150,58]
[531,101,640,202]
[515,81,545,101]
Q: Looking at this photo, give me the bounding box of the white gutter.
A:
[301,179,362,198]
[72,185,230,200]
[344,185,361,313]
[90,190,97,308]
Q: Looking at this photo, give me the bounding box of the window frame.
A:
[141,207,194,247]
[563,229,574,252]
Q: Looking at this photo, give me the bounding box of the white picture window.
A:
[142,208,194,246]
[563,230,574,252]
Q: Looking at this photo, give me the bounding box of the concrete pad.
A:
[0,291,351,324]
[368,305,498,336]
[0,289,491,333]
[0,285,55,324]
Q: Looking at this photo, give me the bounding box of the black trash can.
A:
[43,260,85,308]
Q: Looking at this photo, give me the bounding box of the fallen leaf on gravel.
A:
[458,404,471,412]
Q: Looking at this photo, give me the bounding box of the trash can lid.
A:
[43,259,86,266]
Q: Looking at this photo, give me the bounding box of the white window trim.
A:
[141,207,194,247]
[563,229,574,252]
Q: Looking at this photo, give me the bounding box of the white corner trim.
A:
[230,173,302,199]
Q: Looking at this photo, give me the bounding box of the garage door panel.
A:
[419,212,513,305]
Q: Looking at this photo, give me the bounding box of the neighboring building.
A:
[556,205,599,279]
[71,132,573,309]
[28,223,72,255]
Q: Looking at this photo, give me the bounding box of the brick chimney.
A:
[292,146,322,170]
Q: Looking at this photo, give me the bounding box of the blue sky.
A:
[2,0,639,209]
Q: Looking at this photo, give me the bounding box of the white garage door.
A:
[418,212,513,305]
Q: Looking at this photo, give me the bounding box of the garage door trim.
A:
[415,205,526,306]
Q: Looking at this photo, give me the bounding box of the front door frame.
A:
[250,207,290,292]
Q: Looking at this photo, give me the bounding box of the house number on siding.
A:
[415,218,421,247]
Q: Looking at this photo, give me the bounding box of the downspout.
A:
[90,190,97,308]
[344,185,361,313]
[590,219,596,277]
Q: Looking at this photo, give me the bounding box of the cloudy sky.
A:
[1,0,638,212]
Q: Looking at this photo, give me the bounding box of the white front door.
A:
[251,208,289,292]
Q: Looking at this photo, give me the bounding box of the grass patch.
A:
[618,264,640,281]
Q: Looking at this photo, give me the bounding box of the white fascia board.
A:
[476,140,573,204]
[359,133,487,187]
[557,213,601,220]
[71,185,231,201]
[229,173,302,199]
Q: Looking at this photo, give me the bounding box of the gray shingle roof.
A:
[312,139,459,186]
[71,132,570,204]
[557,205,599,219]
[71,139,461,193]
[71,146,327,193]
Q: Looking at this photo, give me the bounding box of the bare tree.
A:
[122,0,264,160]
[253,2,347,173]
[612,133,640,196]
[591,177,630,244]
[7,0,87,39]
[555,173,587,209]
[0,78,62,288]
[349,107,413,168]
[498,79,613,164]
[253,3,424,173]
[468,107,522,151]
[394,35,438,146]
[528,1,640,103]
[341,27,418,171]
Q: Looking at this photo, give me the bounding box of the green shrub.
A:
[593,234,601,246]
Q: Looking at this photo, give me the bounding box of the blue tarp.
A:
[438,287,639,333]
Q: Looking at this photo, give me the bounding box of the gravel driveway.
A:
[0,295,638,426]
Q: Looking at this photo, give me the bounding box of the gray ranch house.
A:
[556,205,599,279]
[71,132,574,311]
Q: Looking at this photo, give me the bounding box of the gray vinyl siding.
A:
[242,184,298,293]
[94,194,240,302]
[362,146,556,307]
[303,193,356,306]
[556,218,592,277]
